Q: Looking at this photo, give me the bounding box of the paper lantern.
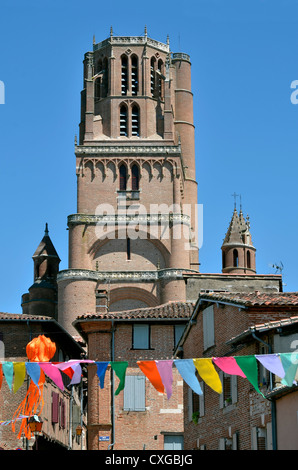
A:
[26,335,56,362]
[12,336,56,439]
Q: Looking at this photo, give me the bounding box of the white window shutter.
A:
[231,374,238,404]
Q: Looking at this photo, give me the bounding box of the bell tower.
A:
[221,207,256,274]
[57,29,199,333]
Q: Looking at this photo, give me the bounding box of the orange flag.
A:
[137,361,164,393]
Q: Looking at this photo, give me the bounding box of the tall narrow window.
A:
[233,249,239,268]
[131,164,139,191]
[126,238,131,260]
[131,106,140,136]
[157,59,163,98]
[150,57,156,96]
[121,55,128,95]
[120,105,128,136]
[119,164,127,191]
[95,77,101,100]
[247,250,251,268]
[131,56,138,96]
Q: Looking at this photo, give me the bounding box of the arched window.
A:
[222,251,226,269]
[233,249,239,268]
[95,77,101,100]
[157,59,163,98]
[120,105,128,136]
[131,164,140,191]
[131,105,140,136]
[150,57,156,96]
[121,55,128,95]
[131,56,138,96]
[119,164,127,191]
[247,250,251,269]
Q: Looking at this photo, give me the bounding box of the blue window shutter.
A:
[134,376,145,411]
[133,324,149,349]
[124,376,145,411]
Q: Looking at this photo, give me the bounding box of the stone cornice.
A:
[93,36,170,54]
[57,268,197,283]
[67,213,191,227]
[75,144,181,157]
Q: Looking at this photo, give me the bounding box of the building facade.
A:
[175,292,298,450]
[57,29,200,336]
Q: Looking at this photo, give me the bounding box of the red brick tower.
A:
[57,29,199,333]
[221,207,256,274]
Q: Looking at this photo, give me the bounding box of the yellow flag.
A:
[13,362,26,393]
[193,358,222,394]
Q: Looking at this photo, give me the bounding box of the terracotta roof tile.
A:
[198,291,298,307]
[76,301,194,321]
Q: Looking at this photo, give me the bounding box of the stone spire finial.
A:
[45,223,49,236]
[144,25,147,38]
[110,26,113,37]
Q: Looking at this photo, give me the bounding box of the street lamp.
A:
[28,415,43,450]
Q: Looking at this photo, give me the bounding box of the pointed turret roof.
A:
[32,223,60,260]
[222,208,254,248]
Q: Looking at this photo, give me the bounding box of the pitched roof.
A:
[198,291,298,308]
[33,224,60,260]
[227,315,298,345]
[76,301,194,321]
[0,312,53,321]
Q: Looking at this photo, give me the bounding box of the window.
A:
[174,324,185,348]
[126,238,131,260]
[188,380,204,424]
[150,57,156,96]
[164,435,184,450]
[247,250,251,268]
[233,249,238,267]
[123,375,146,411]
[131,164,139,191]
[102,57,108,97]
[52,392,59,424]
[120,105,128,136]
[119,164,127,190]
[121,55,128,95]
[219,372,238,408]
[131,56,138,96]
[203,305,215,350]
[131,106,140,136]
[133,324,150,349]
[157,59,163,98]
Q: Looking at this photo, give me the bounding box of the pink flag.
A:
[39,363,64,390]
[213,357,246,378]
[156,360,174,399]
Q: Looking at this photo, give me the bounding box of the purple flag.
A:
[156,360,174,399]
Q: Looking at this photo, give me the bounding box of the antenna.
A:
[269,262,284,274]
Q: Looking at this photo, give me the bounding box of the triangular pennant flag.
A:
[280,353,298,387]
[156,360,173,399]
[70,363,82,385]
[174,359,202,395]
[2,362,13,391]
[96,362,109,389]
[13,362,26,393]
[137,361,164,393]
[25,362,41,388]
[110,361,128,395]
[255,354,285,379]
[39,363,64,390]
[234,356,264,397]
[193,358,222,394]
[213,357,246,377]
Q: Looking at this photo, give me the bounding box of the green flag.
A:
[110,361,128,395]
[235,356,265,397]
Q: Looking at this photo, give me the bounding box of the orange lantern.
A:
[12,335,56,439]
[26,335,56,362]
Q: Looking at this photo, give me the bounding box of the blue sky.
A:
[0,0,298,313]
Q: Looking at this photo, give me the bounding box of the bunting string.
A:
[0,353,297,437]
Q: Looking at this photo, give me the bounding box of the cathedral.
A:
[21,29,283,450]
